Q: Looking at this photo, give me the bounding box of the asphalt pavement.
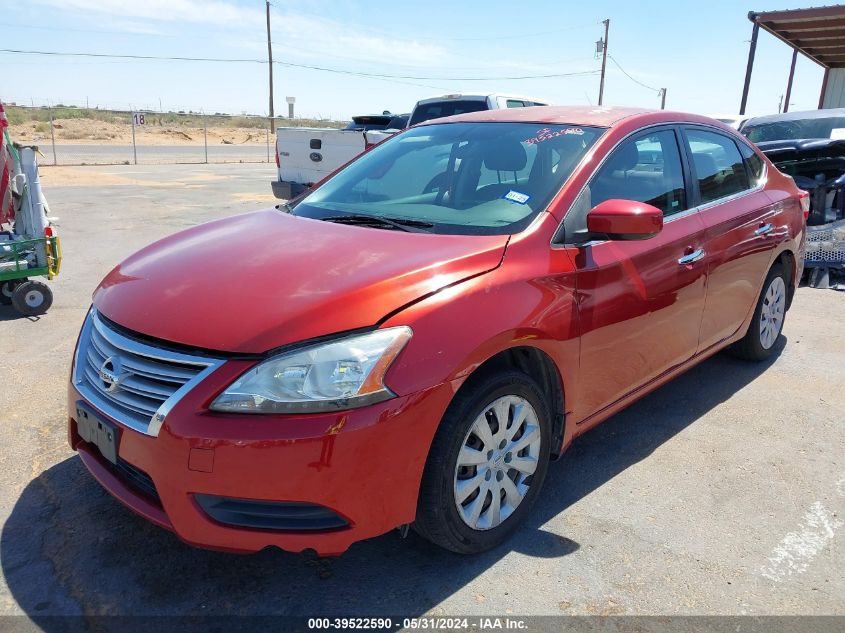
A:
[0,164,842,624]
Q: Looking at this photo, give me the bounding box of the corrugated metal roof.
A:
[751,5,845,68]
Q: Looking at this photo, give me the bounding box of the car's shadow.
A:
[2,339,785,624]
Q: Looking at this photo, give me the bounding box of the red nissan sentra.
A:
[68,107,806,555]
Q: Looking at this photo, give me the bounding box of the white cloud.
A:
[34,0,264,28]
[36,0,448,67]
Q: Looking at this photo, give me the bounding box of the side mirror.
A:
[586,199,663,241]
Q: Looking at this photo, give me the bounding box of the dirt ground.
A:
[14,117,272,146]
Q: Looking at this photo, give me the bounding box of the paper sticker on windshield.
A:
[831,128,845,140]
[503,190,531,205]
[523,127,585,145]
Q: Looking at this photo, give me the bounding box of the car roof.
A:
[743,108,845,126]
[416,105,727,129]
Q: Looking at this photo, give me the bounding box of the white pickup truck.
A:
[270,93,548,199]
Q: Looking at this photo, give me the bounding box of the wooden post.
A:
[266,0,275,134]
[598,19,610,106]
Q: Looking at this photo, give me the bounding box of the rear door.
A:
[569,127,708,420]
[681,127,779,351]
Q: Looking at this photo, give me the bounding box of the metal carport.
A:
[740,5,845,114]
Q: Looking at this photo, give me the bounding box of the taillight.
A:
[274,143,280,168]
[798,189,810,221]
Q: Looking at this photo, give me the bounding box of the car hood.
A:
[93,209,508,353]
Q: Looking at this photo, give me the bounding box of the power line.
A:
[0,48,600,81]
[607,54,661,93]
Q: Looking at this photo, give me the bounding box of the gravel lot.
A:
[1,164,843,623]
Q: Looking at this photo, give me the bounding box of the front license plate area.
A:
[76,402,119,464]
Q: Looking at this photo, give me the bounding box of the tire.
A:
[0,279,24,306]
[413,369,552,554]
[730,264,787,361]
[11,280,53,316]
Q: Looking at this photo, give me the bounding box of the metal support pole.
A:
[598,19,610,106]
[819,67,831,109]
[739,21,759,115]
[660,88,667,110]
[131,113,137,165]
[48,108,57,166]
[783,48,798,113]
[203,115,208,164]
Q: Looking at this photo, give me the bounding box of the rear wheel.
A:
[413,370,551,553]
[0,279,24,305]
[730,264,787,361]
[11,280,53,316]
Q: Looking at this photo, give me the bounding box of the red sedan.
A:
[68,107,805,555]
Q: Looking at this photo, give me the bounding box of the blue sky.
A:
[0,0,828,119]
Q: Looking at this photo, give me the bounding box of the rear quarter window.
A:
[736,141,766,185]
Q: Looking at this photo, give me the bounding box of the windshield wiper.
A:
[320,214,434,233]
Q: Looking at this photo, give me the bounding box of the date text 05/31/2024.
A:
[307,617,528,630]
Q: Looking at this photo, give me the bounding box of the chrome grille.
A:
[73,309,224,436]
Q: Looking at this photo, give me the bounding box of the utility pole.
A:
[659,88,667,110]
[266,0,275,133]
[598,19,610,106]
[778,94,784,113]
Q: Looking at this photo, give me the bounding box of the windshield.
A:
[408,100,490,126]
[289,122,604,235]
[743,116,845,142]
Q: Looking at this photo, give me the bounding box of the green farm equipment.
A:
[0,234,61,315]
[1,103,61,317]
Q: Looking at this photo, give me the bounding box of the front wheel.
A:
[413,370,551,554]
[730,264,787,361]
[11,280,53,316]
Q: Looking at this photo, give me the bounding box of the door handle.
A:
[678,248,706,265]
[754,223,774,236]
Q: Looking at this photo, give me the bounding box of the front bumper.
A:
[68,365,455,555]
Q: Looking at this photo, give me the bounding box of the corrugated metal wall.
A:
[822,68,845,108]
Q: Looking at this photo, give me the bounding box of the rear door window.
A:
[588,129,687,216]
[684,129,750,203]
[409,100,488,126]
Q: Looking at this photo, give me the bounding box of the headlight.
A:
[210,327,412,414]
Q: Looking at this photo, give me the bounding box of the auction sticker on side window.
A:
[503,190,531,204]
